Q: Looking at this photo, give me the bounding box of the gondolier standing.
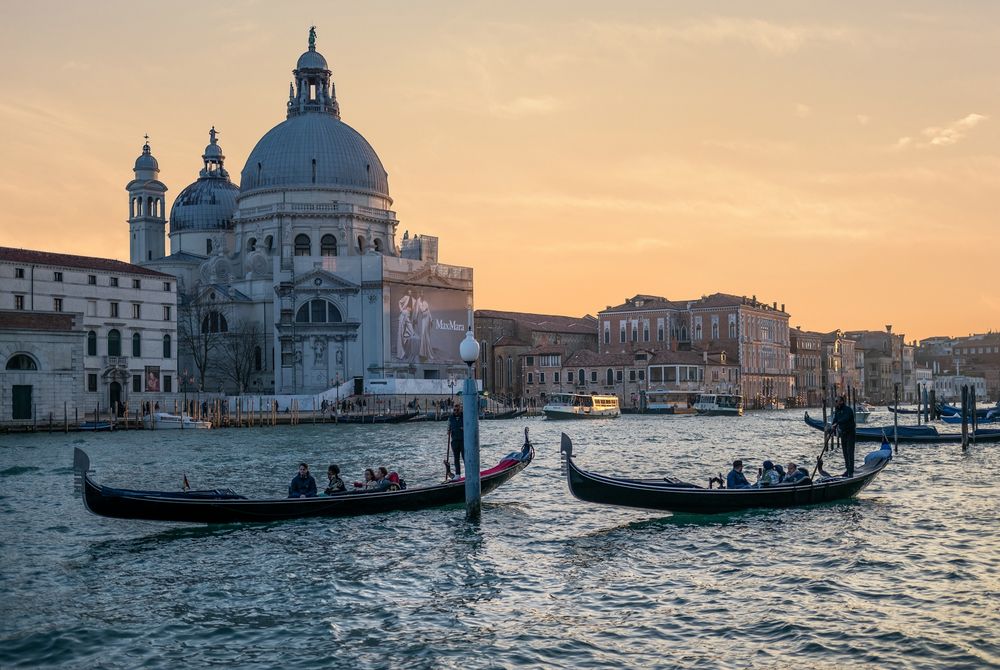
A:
[448,404,465,477]
[828,395,857,477]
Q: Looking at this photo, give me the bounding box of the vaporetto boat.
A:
[692,393,743,416]
[142,412,212,430]
[543,393,620,420]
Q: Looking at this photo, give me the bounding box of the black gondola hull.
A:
[560,434,888,514]
[804,412,1000,443]
[75,446,532,524]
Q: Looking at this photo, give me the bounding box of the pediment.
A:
[293,268,360,293]
[385,264,467,289]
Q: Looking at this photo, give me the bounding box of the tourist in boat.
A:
[324,464,346,495]
[781,461,809,484]
[353,468,378,491]
[828,395,857,476]
[371,467,393,492]
[756,460,781,487]
[288,463,317,498]
[448,404,465,476]
[726,460,752,489]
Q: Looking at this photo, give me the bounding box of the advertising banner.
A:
[145,366,161,392]
[389,284,469,365]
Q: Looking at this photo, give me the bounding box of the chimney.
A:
[886,324,892,334]
[781,303,785,312]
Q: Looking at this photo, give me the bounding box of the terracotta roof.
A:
[0,310,78,332]
[0,247,173,278]
[689,293,788,314]
[475,309,597,335]
[601,295,685,314]
[493,335,531,348]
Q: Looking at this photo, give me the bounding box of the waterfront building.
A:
[598,293,793,408]
[916,332,1000,401]
[820,330,860,397]
[0,248,178,422]
[933,375,988,402]
[844,327,908,403]
[474,310,597,401]
[133,30,473,396]
[790,327,823,406]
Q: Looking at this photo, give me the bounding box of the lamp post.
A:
[460,328,481,521]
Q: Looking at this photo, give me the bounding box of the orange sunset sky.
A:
[0,1,997,341]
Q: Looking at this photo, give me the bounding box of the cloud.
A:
[582,17,854,56]
[895,113,988,149]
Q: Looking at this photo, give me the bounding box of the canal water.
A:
[0,410,996,669]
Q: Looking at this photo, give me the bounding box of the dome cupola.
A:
[169,127,239,234]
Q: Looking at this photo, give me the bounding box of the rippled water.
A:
[1,410,997,669]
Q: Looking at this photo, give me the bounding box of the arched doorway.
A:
[109,381,122,416]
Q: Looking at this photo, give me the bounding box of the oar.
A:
[443,423,454,482]
[811,421,831,480]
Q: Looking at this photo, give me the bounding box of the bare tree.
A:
[176,290,226,390]
[218,319,263,394]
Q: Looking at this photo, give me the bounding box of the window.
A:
[163,334,171,358]
[202,311,229,333]
[163,305,171,321]
[590,370,598,383]
[643,321,650,342]
[606,369,614,385]
[15,268,25,279]
[254,345,263,371]
[132,332,141,357]
[578,369,585,385]
[14,295,24,310]
[87,331,97,356]
[526,372,533,384]
[5,354,37,370]
[131,304,141,319]
[87,374,98,392]
[539,372,546,384]
[107,329,121,357]
[619,322,626,343]
[657,318,664,341]
[295,299,343,324]
[526,356,534,366]
[51,298,62,312]
[539,355,561,367]
[294,234,311,256]
[281,341,294,367]
[206,238,213,255]
[163,375,172,392]
[109,302,119,318]
[247,237,257,252]
[321,234,338,256]
[110,277,119,287]
[603,322,610,345]
[712,322,719,340]
[54,271,63,282]
[88,275,96,285]
[554,371,560,384]
[132,375,141,393]
[133,279,141,289]
[163,282,171,292]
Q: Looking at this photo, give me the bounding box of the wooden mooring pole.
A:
[893,384,900,454]
[961,385,969,451]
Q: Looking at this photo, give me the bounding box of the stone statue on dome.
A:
[308,26,316,49]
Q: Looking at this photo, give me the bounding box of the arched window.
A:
[373,239,383,253]
[264,235,273,252]
[202,311,228,333]
[320,234,338,256]
[295,299,343,324]
[247,237,257,252]
[578,368,585,386]
[712,323,719,340]
[163,334,171,359]
[254,345,263,371]
[294,234,311,256]
[606,368,614,386]
[107,329,122,357]
[680,326,688,340]
[132,332,141,357]
[729,322,737,339]
[507,357,513,387]
[694,324,702,340]
[357,235,366,253]
[5,354,37,370]
[87,330,97,356]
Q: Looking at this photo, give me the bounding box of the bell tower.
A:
[127,136,168,263]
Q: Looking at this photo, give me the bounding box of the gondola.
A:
[560,433,890,514]
[331,411,420,424]
[73,434,533,524]
[803,412,1000,444]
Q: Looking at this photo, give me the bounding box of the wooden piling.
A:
[961,385,969,450]
[893,384,899,454]
[64,402,68,433]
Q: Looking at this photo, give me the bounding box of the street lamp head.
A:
[460,328,480,367]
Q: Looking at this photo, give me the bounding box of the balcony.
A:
[104,356,129,368]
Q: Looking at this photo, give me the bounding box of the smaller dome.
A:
[134,143,159,171]
[296,48,328,71]
[204,142,223,159]
[169,179,239,234]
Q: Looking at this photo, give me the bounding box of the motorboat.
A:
[692,393,743,416]
[142,412,212,430]
[542,393,620,420]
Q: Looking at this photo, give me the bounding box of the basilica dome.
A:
[170,128,239,233]
[240,114,389,197]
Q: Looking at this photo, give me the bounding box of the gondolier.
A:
[448,404,465,476]
[829,395,856,477]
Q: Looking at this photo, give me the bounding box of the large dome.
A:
[239,114,390,197]
[170,178,239,233]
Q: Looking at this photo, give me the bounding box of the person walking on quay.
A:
[447,404,465,477]
[828,395,857,477]
[288,463,317,498]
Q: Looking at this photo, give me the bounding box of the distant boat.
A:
[693,393,743,416]
[78,421,113,432]
[639,390,698,415]
[543,393,620,420]
[854,404,873,424]
[803,412,1000,444]
[142,412,212,430]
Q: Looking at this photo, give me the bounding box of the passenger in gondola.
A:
[756,460,780,487]
[353,468,378,491]
[288,463,317,498]
[324,464,346,495]
[726,460,752,489]
[371,467,393,492]
[781,461,809,484]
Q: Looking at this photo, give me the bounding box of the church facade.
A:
[133,30,473,396]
